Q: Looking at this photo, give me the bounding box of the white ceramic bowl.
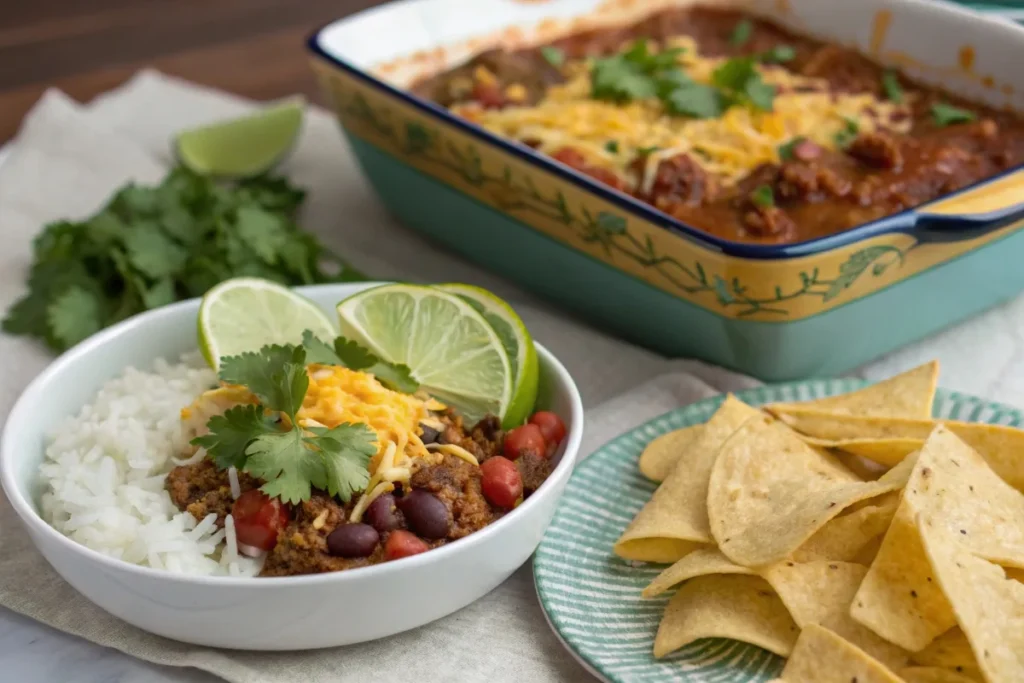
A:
[0,282,583,650]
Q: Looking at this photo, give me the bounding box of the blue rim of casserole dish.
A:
[306,13,1024,261]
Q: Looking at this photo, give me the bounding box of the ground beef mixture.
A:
[165,459,258,525]
[412,6,1024,244]
[166,413,556,577]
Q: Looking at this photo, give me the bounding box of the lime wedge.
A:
[175,97,305,177]
[198,277,335,368]
[437,283,538,428]
[335,284,513,425]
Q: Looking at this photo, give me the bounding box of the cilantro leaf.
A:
[664,83,726,118]
[605,140,620,154]
[235,206,288,265]
[218,344,309,419]
[192,404,278,470]
[123,220,189,279]
[47,286,103,349]
[730,19,753,47]
[246,431,323,504]
[932,103,976,127]
[712,57,775,111]
[760,45,795,64]
[540,46,565,68]
[591,54,659,102]
[778,136,806,161]
[300,330,343,365]
[307,423,377,502]
[881,70,903,104]
[751,185,775,208]
[744,78,776,111]
[834,117,860,148]
[301,331,420,394]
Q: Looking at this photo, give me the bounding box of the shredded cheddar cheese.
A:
[453,36,913,188]
[427,442,480,466]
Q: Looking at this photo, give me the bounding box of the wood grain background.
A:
[0,0,386,142]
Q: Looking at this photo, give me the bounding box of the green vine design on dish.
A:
[345,93,907,316]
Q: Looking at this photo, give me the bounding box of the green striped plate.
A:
[533,380,1023,683]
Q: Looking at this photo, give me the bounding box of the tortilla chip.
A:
[762,561,908,669]
[791,492,900,563]
[614,395,761,562]
[707,415,901,567]
[804,436,924,467]
[773,409,1024,490]
[918,518,1024,683]
[653,574,798,658]
[642,548,754,598]
[776,624,904,683]
[900,667,981,683]
[912,628,983,679]
[833,449,892,480]
[852,427,1024,651]
[767,361,938,419]
[638,424,704,482]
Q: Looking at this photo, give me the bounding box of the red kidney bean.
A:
[364,493,402,533]
[326,523,379,558]
[398,490,450,539]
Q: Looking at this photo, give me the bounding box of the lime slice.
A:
[335,284,513,425]
[198,277,335,368]
[437,283,538,428]
[175,97,305,177]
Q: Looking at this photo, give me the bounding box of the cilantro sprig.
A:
[588,39,779,118]
[3,166,364,352]
[932,103,976,127]
[192,341,378,505]
[301,330,419,394]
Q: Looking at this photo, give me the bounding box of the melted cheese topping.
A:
[453,36,913,188]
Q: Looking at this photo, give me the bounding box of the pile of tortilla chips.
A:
[615,361,1024,683]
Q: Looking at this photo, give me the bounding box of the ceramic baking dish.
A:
[308,0,1024,381]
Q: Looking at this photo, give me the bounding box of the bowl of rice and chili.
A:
[0,282,583,649]
[308,0,1024,380]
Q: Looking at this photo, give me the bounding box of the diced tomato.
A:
[550,147,627,191]
[528,412,567,452]
[503,424,546,460]
[480,456,523,509]
[231,489,289,552]
[472,82,506,109]
[385,530,430,561]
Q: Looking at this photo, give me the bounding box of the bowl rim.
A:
[306,0,1024,261]
[0,282,585,587]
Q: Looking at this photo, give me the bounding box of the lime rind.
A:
[198,277,335,369]
[335,284,513,424]
[175,97,305,178]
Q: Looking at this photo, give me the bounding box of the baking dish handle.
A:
[912,168,1024,244]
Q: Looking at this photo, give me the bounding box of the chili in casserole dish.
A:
[412,6,1024,244]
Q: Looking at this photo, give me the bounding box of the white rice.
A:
[39,353,263,577]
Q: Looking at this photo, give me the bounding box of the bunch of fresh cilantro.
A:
[2,166,364,352]
[193,332,418,505]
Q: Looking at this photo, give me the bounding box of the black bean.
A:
[398,489,450,539]
[364,493,402,533]
[419,424,441,444]
[326,523,380,558]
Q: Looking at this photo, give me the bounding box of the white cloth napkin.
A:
[0,70,1022,683]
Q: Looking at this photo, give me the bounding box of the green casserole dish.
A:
[308,0,1024,380]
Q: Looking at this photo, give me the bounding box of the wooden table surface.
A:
[0,0,386,143]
